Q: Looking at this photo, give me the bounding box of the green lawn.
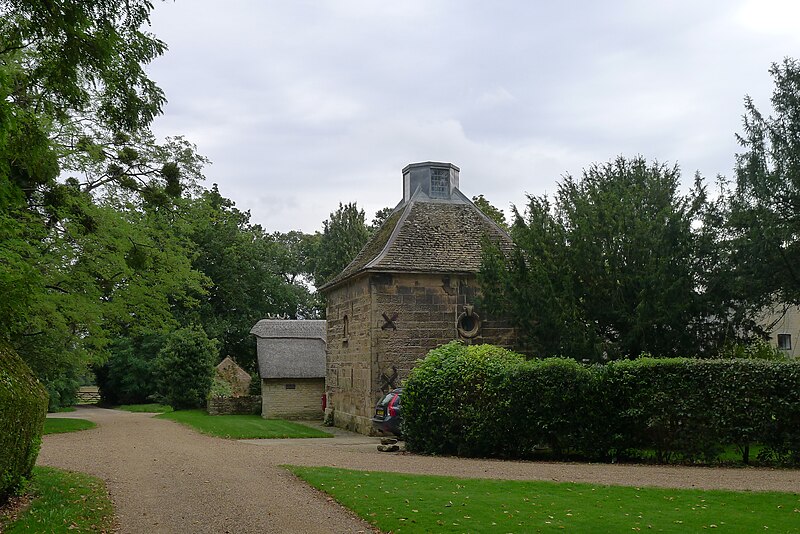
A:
[287,466,800,533]
[116,403,173,413]
[1,467,115,533]
[156,410,332,439]
[43,418,96,435]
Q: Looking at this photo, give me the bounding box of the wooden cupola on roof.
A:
[319,162,512,292]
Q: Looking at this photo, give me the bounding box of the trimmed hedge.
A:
[401,343,525,457]
[0,344,48,503]
[403,342,800,465]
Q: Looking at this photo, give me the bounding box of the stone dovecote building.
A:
[319,162,516,433]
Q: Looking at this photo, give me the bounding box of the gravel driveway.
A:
[39,406,800,533]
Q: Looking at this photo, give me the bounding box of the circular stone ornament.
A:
[457,305,481,338]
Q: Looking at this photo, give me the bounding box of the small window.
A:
[285,383,296,390]
[343,315,349,337]
[430,168,450,198]
[778,333,792,350]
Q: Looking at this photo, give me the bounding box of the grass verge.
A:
[116,403,173,413]
[157,410,332,439]
[43,418,96,435]
[287,466,800,533]
[1,466,115,533]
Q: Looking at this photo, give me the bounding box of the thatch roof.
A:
[250,319,326,340]
[250,320,326,379]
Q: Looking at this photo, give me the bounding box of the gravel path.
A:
[40,406,800,533]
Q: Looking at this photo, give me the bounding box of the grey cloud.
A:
[148,0,797,232]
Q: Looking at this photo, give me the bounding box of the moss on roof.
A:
[319,195,512,292]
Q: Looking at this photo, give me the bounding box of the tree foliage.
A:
[153,326,218,410]
[179,186,318,370]
[472,194,508,230]
[313,202,370,287]
[731,58,800,309]
[1,1,321,407]
[0,0,202,406]
[94,334,165,405]
[481,156,737,360]
[0,0,166,131]
[370,206,394,230]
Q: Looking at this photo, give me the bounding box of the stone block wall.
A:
[372,271,516,389]
[326,275,375,433]
[261,377,324,419]
[207,395,261,416]
[325,271,517,434]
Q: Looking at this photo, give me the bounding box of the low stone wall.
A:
[207,395,262,416]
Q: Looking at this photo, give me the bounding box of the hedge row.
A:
[0,344,48,503]
[403,342,800,465]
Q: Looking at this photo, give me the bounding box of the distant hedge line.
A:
[0,344,48,503]
[403,342,800,465]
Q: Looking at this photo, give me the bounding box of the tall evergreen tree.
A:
[481,156,734,360]
[731,58,800,309]
[313,202,370,288]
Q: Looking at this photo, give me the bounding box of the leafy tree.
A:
[5,165,208,405]
[560,158,703,358]
[0,0,215,410]
[0,0,165,132]
[0,0,178,207]
[266,230,323,319]
[472,194,509,230]
[370,207,395,230]
[268,230,318,285]
[482,156,733,360]
[731,58,800,309]
[313,202,370,287]
[0,1,211,404]
[178,186,319,370]
[153,326,218,409]
[95,334,166,405]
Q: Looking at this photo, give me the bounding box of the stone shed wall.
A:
[207,395,261,416]
[325,271,516,434]
[261,378,324,419]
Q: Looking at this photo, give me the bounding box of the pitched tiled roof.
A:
[319,189,512,291]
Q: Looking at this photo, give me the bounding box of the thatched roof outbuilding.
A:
[250,319,326,379]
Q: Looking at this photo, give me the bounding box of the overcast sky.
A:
[146,0,800,233]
